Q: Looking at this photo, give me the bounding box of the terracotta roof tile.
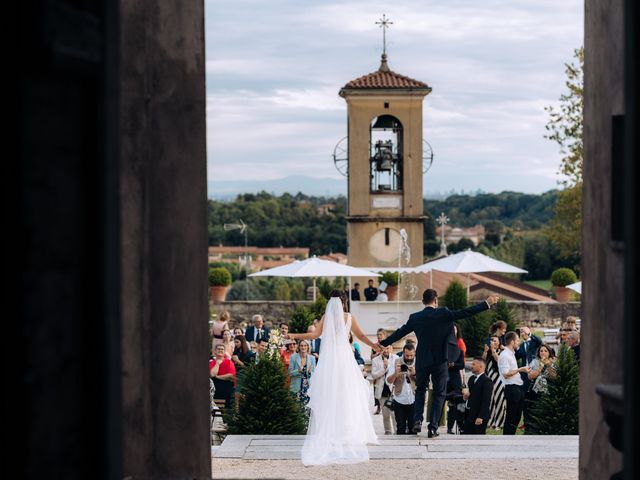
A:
[343,69,430,90]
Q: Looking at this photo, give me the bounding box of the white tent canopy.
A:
[414,249,527,296]
[415,249,528,274]
[567,281,582,294]
[249,256,381,300]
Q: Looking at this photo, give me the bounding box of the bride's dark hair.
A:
[329,289,349,312]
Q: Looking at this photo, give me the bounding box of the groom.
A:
[377,289,499,437]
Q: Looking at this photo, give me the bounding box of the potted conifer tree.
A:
[209,267,232,303]
[380,271,400,301]
[551,268,578,302]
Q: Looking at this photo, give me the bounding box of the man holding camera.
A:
[385,343,417,434]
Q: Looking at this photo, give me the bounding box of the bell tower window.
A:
[370,115,403,192]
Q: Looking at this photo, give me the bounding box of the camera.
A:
[400,364,408,372]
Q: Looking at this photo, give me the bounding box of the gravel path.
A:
[212,458,578,479]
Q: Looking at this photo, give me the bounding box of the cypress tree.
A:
[224,349,308,434]
[441,280,492,356]
[526,344,579,434]
[289,305,315,334]
[494,298,518,332]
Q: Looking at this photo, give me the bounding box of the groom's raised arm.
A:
[379,320,414,347]
[445,295,499,321]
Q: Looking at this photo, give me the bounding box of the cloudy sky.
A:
[205,0,583,195]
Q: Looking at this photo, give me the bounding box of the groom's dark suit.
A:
[380,301,490,431]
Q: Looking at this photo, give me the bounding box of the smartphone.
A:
[400,364,408,372]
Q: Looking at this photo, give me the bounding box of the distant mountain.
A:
[208,175,487,200]
[208,175,346,200]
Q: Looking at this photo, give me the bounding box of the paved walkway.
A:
[213,432,578,460]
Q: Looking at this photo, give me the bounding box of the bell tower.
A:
[337,23,431,279]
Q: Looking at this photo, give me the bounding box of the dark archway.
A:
[11,1,210,478]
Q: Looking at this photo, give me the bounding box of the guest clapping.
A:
[210,344,236,409]
[221,329,234,358]
[288,340,316,405]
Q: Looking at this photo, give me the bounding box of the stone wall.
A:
[214,300,581,329]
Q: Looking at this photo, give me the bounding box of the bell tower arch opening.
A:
[370,114,403,192]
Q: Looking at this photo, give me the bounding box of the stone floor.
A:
[212,411,579,479]
[213,432,578,460]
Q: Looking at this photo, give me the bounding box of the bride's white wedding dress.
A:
[301,297,378,466]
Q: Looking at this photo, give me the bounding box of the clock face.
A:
[369,228,402,263]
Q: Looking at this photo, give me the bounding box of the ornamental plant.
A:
[380,271,399,286]
[208,267,232,287]
[550,268,577,287]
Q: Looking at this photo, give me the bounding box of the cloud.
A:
[205,0,583,193]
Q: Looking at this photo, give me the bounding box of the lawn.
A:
[525,279,552,291]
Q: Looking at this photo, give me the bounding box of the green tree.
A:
[544,47,583,266]
[289,305,315,334]
[545,47,584,186]
[441,279,468,310]
[545,183,582,265]
[224,350,308,434]
[526,345,579,435]
[272,277,291,300]
[493,298,517,333]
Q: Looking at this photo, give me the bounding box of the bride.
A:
[286,289,380,466]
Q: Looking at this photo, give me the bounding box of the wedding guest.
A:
[463,357,493,435]
[211,311,230,353]
[231,335,255,369]
[278,323,290,348]
[231,335,255,404]
[445,342,466,434]
[487,320,507,347]
[564,331,580,363]
[349,332,365,366]
[516,326,542,426]
[364,279,378,301]
[210,344,236,409]
[527,344,557,400]
[254,338,269,363]
[288,340,316,406]
[245,314,270,343]
[483,335,506,429]
[249,340,258,352]
[386,343,417,434]
[351,282,361,301]
[371,328,387,361]
[371,345,395,433]
[233,326,244,338]
[499,331,530,434]
[221,329,234,358]
[454,323,467,364]
[307,325,321,361]
[371,347,393,408]
[281,339,297,372]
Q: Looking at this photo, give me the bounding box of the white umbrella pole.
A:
[313,277,317,302]
[466,273,470,299]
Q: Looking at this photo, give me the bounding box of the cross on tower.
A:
[437,212,450,256]
[375,14,393,56]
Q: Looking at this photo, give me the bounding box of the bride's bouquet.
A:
[268,328,283,354]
